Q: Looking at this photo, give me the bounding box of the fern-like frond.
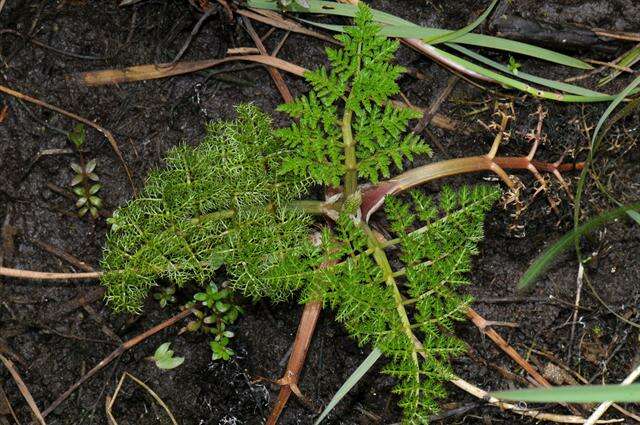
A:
[312,185,500,422]
[278,3,429,187]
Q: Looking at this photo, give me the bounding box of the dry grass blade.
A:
[242,17,294,103]
[0,381,20,423]
[106,372,177,425]
[0,85,135,194]
[0,354,46,425]
[0,266,102,280]
[240,8,338,44]
[74,55,307,86]
[451,378,621,424]
[584,363,640,425]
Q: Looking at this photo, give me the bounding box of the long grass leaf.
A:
[314,348,382,424]
[627,210,640,226]
[573,75,640,257]
[493,384,640,403]
[423,0,497,45]
[301,20,615,102]
[599,43,640,86]
[448,44,607,97]
[248,0,591,69]
[518,203,640,290]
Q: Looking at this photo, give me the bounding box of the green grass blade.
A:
[518,203,640,291]
[493,384,640,403]
[314,348,382,424]
[627,210,640,226]
[422,0,497,45]
[301,20,613,102]
[379,26,591,69]
[248,0,405,25]
[572,75,640,256]
[247,0,591,69]
[423,46,611,102]
[599,44,640,87]
[448,44,608,98]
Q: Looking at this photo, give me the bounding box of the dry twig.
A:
[242,17,294,103]
[0,354,46,425]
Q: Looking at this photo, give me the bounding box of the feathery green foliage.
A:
[101,104,316,313]
[101,5,501,422]
[276,5,430,187]
[302,185,499,422]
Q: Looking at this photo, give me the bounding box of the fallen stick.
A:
[242,17,294,103]
[0,266,102,280]
[467,307,551,388]
[266,300,322,425]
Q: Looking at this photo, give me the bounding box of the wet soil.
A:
[0,0,639,424]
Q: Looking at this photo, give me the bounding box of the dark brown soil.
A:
[1,1,639,424]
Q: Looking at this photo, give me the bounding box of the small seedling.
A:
[184,283,243,361]
[153,342,184,370]
[508,55,521,75]
[68,124,102,218]
[153,286,177,308]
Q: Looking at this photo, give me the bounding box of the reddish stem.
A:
[266,300,322,425]
[361,155,583,220]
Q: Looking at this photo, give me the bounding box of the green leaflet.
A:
[101,105,317,313]
[277,4,430,187]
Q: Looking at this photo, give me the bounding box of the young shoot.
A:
[68,124,102,218]
[153,342,184,370]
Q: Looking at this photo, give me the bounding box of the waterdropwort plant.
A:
[102,5,502,421]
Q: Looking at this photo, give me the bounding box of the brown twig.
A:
[0,354,46,425]
[412,76,459,134]
[240,8,338,45]
[0,383,20,424]
[0,266,101,280]
[0,29,104,60]
[266,300,322,425]
[29,238,94,272]
[0,85,135,194]
[163,7,216,66]
[467,307,550,387]
[242,17,294,104]
[390,99,459,131]
[41,308,191,418]
[591,28,640,42]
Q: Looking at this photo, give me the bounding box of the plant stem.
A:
[390,155,507,193]
[342,108,357,197]
[362,223,421,403]
[288,199,328,215]
[190,209,236,224]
